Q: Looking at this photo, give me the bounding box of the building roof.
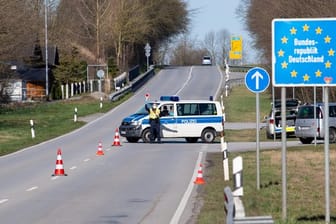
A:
[16,67,50,82]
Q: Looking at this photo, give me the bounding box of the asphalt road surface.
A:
[0,66,302,224]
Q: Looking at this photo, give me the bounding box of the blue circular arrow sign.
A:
[245,67,270,93]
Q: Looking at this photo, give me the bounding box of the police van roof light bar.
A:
[160,96,180,101]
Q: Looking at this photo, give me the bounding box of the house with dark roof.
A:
[1,42,59,101]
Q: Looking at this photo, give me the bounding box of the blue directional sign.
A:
[273,18,336,86]
[245,67,270,93]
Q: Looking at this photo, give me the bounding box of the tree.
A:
[203,31,217,64]
[0,0,42,61]
[53,47,87,84]
[201,29,231,65]
[169,34,208,66]
[216,29,231,65]
[53,0,189,72]
[239,0,336,101]
[53,0,112,64]
[107,0,150,71]
[0,0,190,94]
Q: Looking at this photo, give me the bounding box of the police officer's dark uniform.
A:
[145,103,161,143]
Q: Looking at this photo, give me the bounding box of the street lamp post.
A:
[45,0,49,98]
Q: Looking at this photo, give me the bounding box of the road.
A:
[0,66,303,224]
[0,65,223,224]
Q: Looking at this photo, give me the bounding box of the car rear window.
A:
[297,106,322,119]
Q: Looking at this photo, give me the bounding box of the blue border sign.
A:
[245,67,270,93]
[273,18,336,86]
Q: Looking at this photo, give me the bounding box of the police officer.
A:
[145,103,161,143]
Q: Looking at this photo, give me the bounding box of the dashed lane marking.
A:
[0,199,9,204]
[26,186,38,192]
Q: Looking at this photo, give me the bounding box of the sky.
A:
[186,0,256,62]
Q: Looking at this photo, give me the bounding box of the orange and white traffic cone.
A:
[96,141,104,156]
[112,128,121,146]
[52,149,67,176]
[194,163,205,184]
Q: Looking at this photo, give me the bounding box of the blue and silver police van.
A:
[119,96,224,143]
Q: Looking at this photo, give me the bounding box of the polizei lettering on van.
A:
[181,119,197,124]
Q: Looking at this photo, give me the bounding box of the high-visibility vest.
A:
[149,108,160,119]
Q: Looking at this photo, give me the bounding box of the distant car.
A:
[202,56,212,65]
[265,98,301,139]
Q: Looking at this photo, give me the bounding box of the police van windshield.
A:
[135,104,153,115]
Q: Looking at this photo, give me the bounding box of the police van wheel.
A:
[201,129,216,143]
[142,129,151,143]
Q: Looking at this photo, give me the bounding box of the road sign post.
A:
[273,18,333,223]
[144,43,151,71]
[96,69,105,92]
[245,67,270,191]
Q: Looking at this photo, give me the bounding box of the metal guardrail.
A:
[228,65,254,73]
[109,67,155,101]
[224,186,274,224]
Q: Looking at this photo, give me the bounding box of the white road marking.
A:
[70,166,77,170]
[51,176,59,180]
[170,151,203,224]
[176,67,193,95]
[26,186,38,192]
[84,158,90,162]
[0,199,9,204]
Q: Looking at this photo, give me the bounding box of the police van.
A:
[119,96,224,143]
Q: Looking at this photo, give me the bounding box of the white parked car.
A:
[265,98,301,139]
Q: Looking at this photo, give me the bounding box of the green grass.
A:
[0,94,132,156]
[224,84,271,122]
[199,149,336,224]
[197,85,336,224]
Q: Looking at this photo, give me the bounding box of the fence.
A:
[2,65,146,102]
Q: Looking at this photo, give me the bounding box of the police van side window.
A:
[200,103,217,115]
[177,104,184,116]
[160,104,173,117]
[177,104,198,116]
[177,103,217,116]
[190,104,199,115]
